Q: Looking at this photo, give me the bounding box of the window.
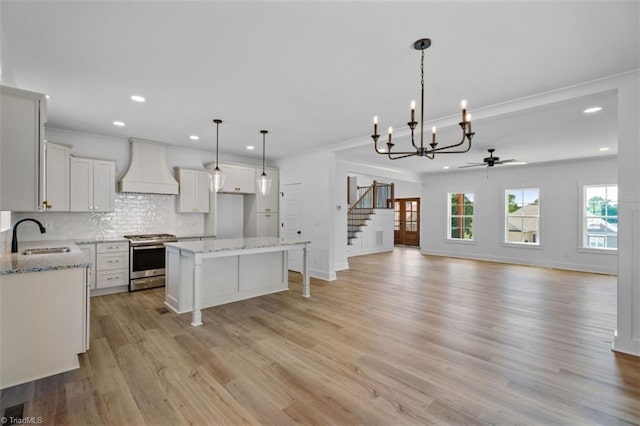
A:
[583,185,617,250]
[505,188,539,244]
[448,192,474,240]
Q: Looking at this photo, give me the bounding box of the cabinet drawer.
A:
[96,270,127,289]
[97,242,128,253]
[97,252,128,270]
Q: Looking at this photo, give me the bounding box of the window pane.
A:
[448,192,474,240]
[583,185,618,250]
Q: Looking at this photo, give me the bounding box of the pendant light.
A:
[256,130,272,195]
[209,119,225,192]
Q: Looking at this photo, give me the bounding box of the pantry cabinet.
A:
[176,168,210,213]
[70,157,116,212]
[0,85,47,212]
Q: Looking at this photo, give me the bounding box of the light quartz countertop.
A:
[165,237,310,254]
[0,240,91,275]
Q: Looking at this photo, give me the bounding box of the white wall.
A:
[276,150,336,280]
[420,156,618,274]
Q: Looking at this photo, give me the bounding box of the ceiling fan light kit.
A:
[371,38,475,160]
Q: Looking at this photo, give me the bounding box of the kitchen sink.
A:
[21,247,71,255]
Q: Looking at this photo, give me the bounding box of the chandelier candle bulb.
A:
[373,115,378,135]
[461,100,467,122]
[432,126,436,143]
[467,113,472,132]
[388,126,393,143]
[410,100,416,122]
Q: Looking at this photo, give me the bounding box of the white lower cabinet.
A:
[96,242,129,289]
[0,267,88,389]
[80,241,129,292]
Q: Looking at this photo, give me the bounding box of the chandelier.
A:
[371,38,475,159]
[257,130,272,195]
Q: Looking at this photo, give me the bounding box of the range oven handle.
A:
[131,245,166,251]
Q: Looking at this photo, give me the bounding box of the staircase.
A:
[348,208,375,245]
[347,180,394,245]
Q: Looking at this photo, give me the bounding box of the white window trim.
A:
[447,192,475,242]
[0,211,10,233]
[502,186,541,247]
[578,181,618,252]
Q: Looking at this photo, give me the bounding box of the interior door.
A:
[281,183,303,272]
[394,198,420,246]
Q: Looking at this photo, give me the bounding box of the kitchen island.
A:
[164,237,311,326]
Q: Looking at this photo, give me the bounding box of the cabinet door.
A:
[70,157,93,212]
[79,244,96,290]
[44,142,70,211]
[93,160,115,212]
[218,164,239,193]
[237,166,256,194]
[257,212,279,237]
[196,171,210,213]
[178,169,197,212]
[0,87,45,211]
[256,168,278,212]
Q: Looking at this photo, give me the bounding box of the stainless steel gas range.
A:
[123,233,178,291]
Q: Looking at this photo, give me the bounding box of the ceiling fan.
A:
[459,148,517,168]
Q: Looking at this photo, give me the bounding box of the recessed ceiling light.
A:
[246,145,255,150]
[189,135,199,141]
[599,147,610,152]
[130,95,146,103]
[443,166,450,170]
[113,121,125,127]
[583,106,603,114]
[378,148,387,153]
[45,94,51,99]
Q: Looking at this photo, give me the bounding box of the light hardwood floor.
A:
[2,247,639,425]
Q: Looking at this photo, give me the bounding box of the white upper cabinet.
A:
[0,85,47,211]
[218,164,256,194]
[44,141,71,211]
[176,168,210,213]
[70,157,115,212]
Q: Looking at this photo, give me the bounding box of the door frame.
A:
[393,197,421,246]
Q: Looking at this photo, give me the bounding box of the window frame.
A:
[579,183,618,253]
[447,192,475,242]
[503,187,541,247]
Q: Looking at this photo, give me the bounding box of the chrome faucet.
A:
[11,218,46,253]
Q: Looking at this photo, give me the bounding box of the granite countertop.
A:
[165,237,310,254]
[176,233,217,240]
[1,240,92,275]
[74,236,130,244]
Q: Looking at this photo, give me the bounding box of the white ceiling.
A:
[1,1,638,174]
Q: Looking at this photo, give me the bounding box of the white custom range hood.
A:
[118,138,179,194]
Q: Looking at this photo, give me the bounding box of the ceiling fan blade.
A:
[495,159,518,164]
[458,163,486,169]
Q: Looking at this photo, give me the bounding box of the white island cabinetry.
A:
[165,237,310,326]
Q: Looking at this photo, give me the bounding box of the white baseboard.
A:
[334,262,349,271]
[310,268,336,281]
[420,248,617,275]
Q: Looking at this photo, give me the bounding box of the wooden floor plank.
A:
[1,248,639,425]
